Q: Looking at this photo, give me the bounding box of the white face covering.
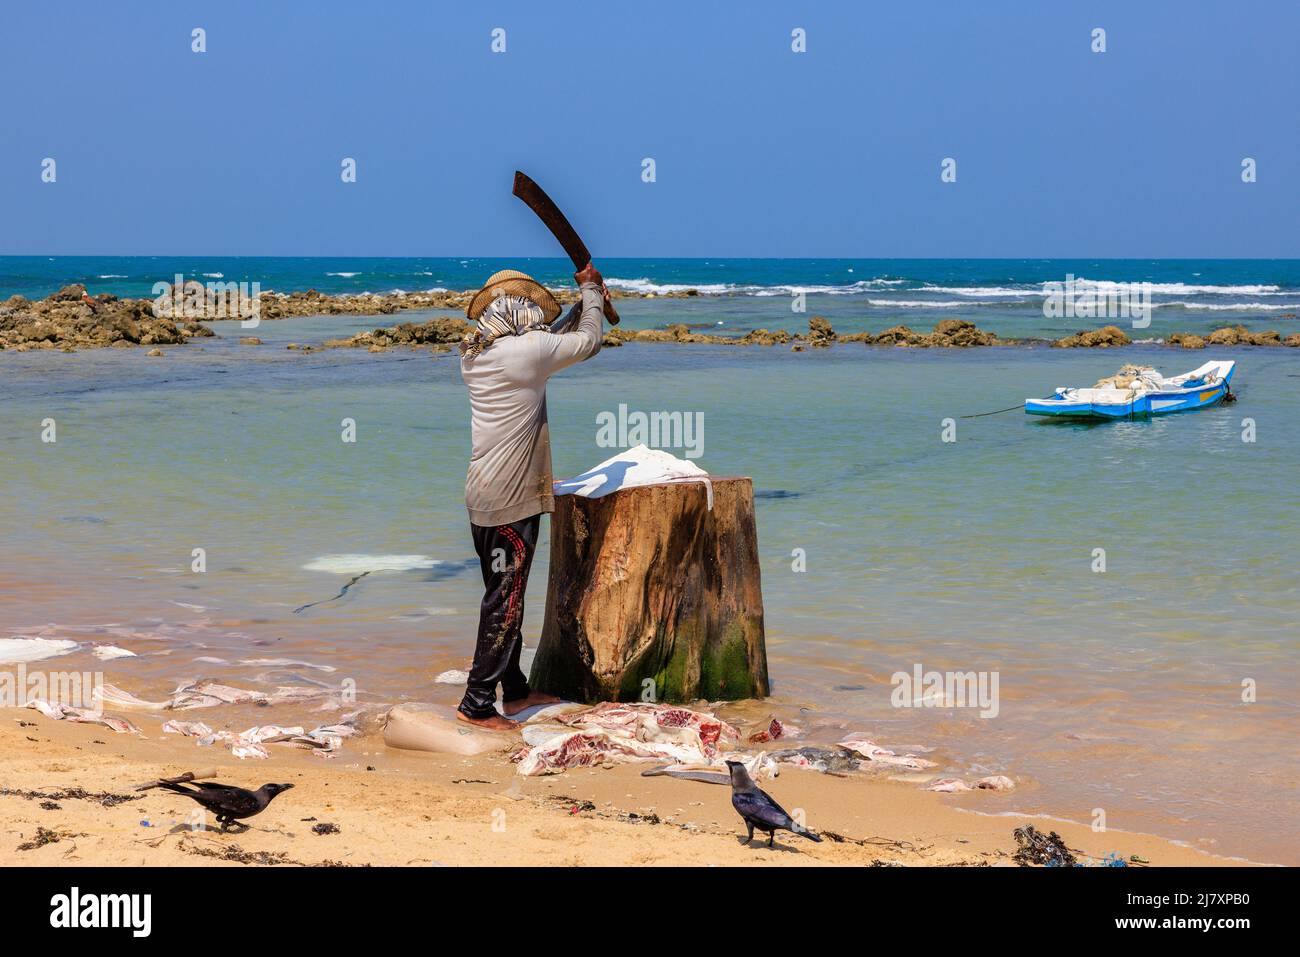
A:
[461,295,548,358]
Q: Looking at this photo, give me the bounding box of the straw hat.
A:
[466,269,562,324]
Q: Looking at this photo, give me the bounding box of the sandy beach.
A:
[0,707,1241,868]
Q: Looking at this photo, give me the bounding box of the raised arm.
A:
[536,263,608,375]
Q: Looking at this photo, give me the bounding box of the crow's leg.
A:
[744,822,754,844]
[767,830,775,848]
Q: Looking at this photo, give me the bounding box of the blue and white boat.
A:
[1025,360,1236,419]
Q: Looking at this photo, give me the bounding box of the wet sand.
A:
[0,707,1242,867]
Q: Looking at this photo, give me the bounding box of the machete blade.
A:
[512,170,619,325]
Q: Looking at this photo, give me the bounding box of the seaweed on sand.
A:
[1012,825,1078,867]
[17,826,85,851]
[0,786,143,808]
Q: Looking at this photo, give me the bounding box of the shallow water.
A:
[1,312,1297,863]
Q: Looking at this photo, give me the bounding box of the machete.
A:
[512,170,620,325]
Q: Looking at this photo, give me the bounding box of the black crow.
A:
[725,760,822,848]
[158,780,294,831]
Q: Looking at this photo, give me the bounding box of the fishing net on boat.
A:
[1092,364,1161,390]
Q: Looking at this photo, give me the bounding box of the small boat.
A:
[1025,360,1236,419]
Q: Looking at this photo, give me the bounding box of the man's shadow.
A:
[553,458,637,499]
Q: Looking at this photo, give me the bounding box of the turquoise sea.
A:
[1,258,1297,863]
[4,256,1300,339]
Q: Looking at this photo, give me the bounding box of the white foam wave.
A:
[600,275,1293,301]
[865,299,1001,308]
[326,272,361,278]
[915,285,1039,297]
[1179,302,1300,311]
[605,277,910,297]
[304,554,440,574]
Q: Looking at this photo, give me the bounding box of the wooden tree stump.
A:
[530,477,769,703]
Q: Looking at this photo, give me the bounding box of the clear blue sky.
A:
[2,0,1297,258]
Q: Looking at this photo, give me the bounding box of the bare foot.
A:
[502,691,563,715]
[455,711,519,732]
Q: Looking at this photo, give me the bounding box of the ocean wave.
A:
[915,285,1040,297]
[604,277,737,295]
[1178,301,1300,311]
[865,298,1012,308]
[605,277,914,297]
[600,276,1294,300]
[326,272,361,278]
[202,272,224,278]
[97,274,127,278]
[1140,282,1283,295]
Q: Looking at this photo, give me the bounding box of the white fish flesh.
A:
[161,720,214,737]
[837,735,936,769]
[25,698,141,734]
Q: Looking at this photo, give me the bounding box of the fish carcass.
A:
[837,734,937,770]
[514,702,741,776]
[94,680,333,711]
[25,699,141,734]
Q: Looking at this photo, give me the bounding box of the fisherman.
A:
[455,264,610,730]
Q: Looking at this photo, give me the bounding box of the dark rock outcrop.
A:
[807,315,837,347]
[323,317,470,351]
[1052,325,1131,348]
[921,318,1000,347]
[1205,325,1282,346]
[873,324,925,346]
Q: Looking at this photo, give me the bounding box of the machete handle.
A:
[603,296,620,325]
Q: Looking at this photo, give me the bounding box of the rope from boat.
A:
[960,403,1025,418]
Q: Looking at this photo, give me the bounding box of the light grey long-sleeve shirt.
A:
[461,282,604,526]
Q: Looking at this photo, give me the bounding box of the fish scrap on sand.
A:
[442,701,1019,794]
[22,678,374,759]
[21,687,1013,792]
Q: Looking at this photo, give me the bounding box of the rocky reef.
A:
[4,285,1299,354]
[1168,325,1293,349]
[0,284,213,351]
[1050,325,1131,348]
[323,318,470,352]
